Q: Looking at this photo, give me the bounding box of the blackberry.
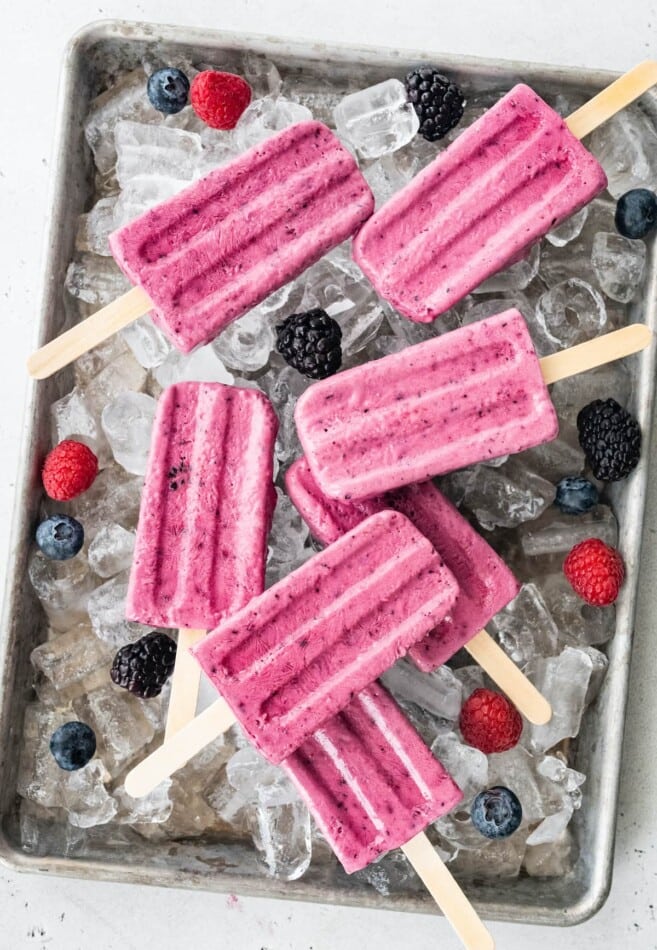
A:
[471,786,522,839]
[49,722,96,771]
[110,632,177,698]
[577,398,641,481]
[615,188,657,239]
[404,67,465,141]
[147,68,190,115]
[276,309,342,379]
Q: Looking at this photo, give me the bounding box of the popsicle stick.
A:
[465,630,551,725]
[566,60,657,140]
[164,628,207,741]
[26,285,152,380]
[125,698,236,799]
[539,324,652,386]
[401,832,494,950]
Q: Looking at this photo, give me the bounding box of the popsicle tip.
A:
[123,767,152,800]
[26,351,49,380]
[526,697,552,726]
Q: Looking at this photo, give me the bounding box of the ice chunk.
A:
[61,760,117,828]
[518,505,618,565]
[456,458,556,531]
[534,278,608,355]
[473,244,540,294]
[382,659,463,721]
[540,573,616,647]
[113,176,190,228]
[253,799,312,881]
[234,97,313,151]
[30,623,113,691]
[88,524,136,578]
[28,551,98,632]
[76,196,118,256]
[115,779,173,825]
[489,584,559,668]
[524,830,575,876]
[213,307,275,373]
[591,232,646,303]
[546,206,589,247]
[87,572,148,648]
[17,705,71,807]
[588,106,657,197]
[84,69,161,176]
[524,647,594,753]
[241,51,282,98]
[154,344,234,388]
[114,120,202,187]
[266,488,311,586]
[50,387,110,466]
[120,316,171,369]
[65,254,132,308]
[60,464,143,540]
[101,391,157,475]
[363,152,419,206]
[83,351,148,418]
[431,733,488,802]
[333,79,419,159]
[73,685,155,775]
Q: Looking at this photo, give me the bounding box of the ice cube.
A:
[115,779,173,825]
[546,206,589,247]
[60,464,143,540]
[381,659,463,721]
[73,685,155,775]
[17,705,72,807]
[83,351,148,418]
[234,97,313,151]
[50,387,110,467]
[540,573,616,647]
[120,316,171,369]
[75,196,118,257]
[61,760,117,828]
[448,829,529,879]
[518,505,618,564]
[253,799,312,881]
[86,572,147,648]
[524,829,575,876]
[458,457,556,531]
[431,732,488,802]
[84,69,161,176]
[591,232,646,303]
[488,584,559,667]
[363,152,419,206]
[473,244,540,294]
[88,524,136,578]
[114,120,203,187]
[113,176,190,228]
[212,307,275,373]
[524,647,594,753]
[30,623,113,691]
[487,745,546,823]
[28,551,98,632]
[533,278,608,355]
[154,344,234,388]
[334,79,419,159]
[266,488,311,586]
[461,292,534,327]
[65,254,132,308]
[517,435,585,483]
[588,106,657,197]
[241,52,282,98]
[73,334,131,387]
[101,391,157,475]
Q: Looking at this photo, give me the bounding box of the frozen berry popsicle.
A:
[28,121,374,379]
[353,84,607,321]
[295,309,651,502]
[192,510,459,763]
[126,381,278,738]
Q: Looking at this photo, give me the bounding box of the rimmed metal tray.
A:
[1,18,656,927]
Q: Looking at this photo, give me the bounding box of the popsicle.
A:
[285,457,549,723]
[353,63,657,321]
[127,381,278,737]
[192,509,459,763]
[295,308,652,501]
[27,121,374,379]
[286,682,494,949]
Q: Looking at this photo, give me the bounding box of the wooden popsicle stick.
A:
[465,630,551,725]
[125,698,237,799]
[26,285,152,380]
[539,324,652,385]
[566,60,657,140]
[401,832,494,950]
[164,628,207,741]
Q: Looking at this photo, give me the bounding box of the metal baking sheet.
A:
[1,18,655,926]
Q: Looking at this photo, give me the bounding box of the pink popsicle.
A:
[285,458,519,671]
[192,510,459,763]
[352,84,607,322]
[126,382,278,630]
[110,121,374,352]
[284,681,462,873]
[295,308,559,501]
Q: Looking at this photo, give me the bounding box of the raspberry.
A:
[190,71,252,129]
[563,538,624,606]
[459,688,522,754]
[42,440,98,501]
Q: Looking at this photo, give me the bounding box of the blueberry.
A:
[147,68,190,115]
[35,514,84,560]
[555,476,599,515]
[615,188,657,239]
[471,786,522,839]
[49,722,96,771]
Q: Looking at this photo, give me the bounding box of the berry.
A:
[276,309,342,379]
[405,67,465,141]
[49,721,96,771]
[190,71,252,129]
[563,537,624,606]
[471,787,522,839]
[615,188,657,239]
[459,688,522,754]
[110,632,177,698]
[42,440,98,501]
[577,398,641,482]
[555,476,599,515]
[35,514,84,560]
[147,67,190,114]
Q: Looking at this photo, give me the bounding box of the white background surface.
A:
[2,2,657,948]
